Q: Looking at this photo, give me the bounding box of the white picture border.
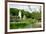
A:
[7,2,43,32]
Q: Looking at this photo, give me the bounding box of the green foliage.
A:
[31,11,41,21]
[10,8,41,29]
[10,23,28,29]
[10,18,38,29]
[10,8,19,16]
[10,8,41,22]
[10,8,31,18]
[25,11,31,18]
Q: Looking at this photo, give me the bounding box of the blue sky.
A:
[9,4,40,13]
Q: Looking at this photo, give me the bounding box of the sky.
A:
[9,4,41,13]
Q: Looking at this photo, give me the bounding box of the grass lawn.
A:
[10,18,41,29]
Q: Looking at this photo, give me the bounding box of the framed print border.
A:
[5,0,45,34]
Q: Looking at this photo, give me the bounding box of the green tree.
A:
[31,11,41,21]
[10,8,19,16]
